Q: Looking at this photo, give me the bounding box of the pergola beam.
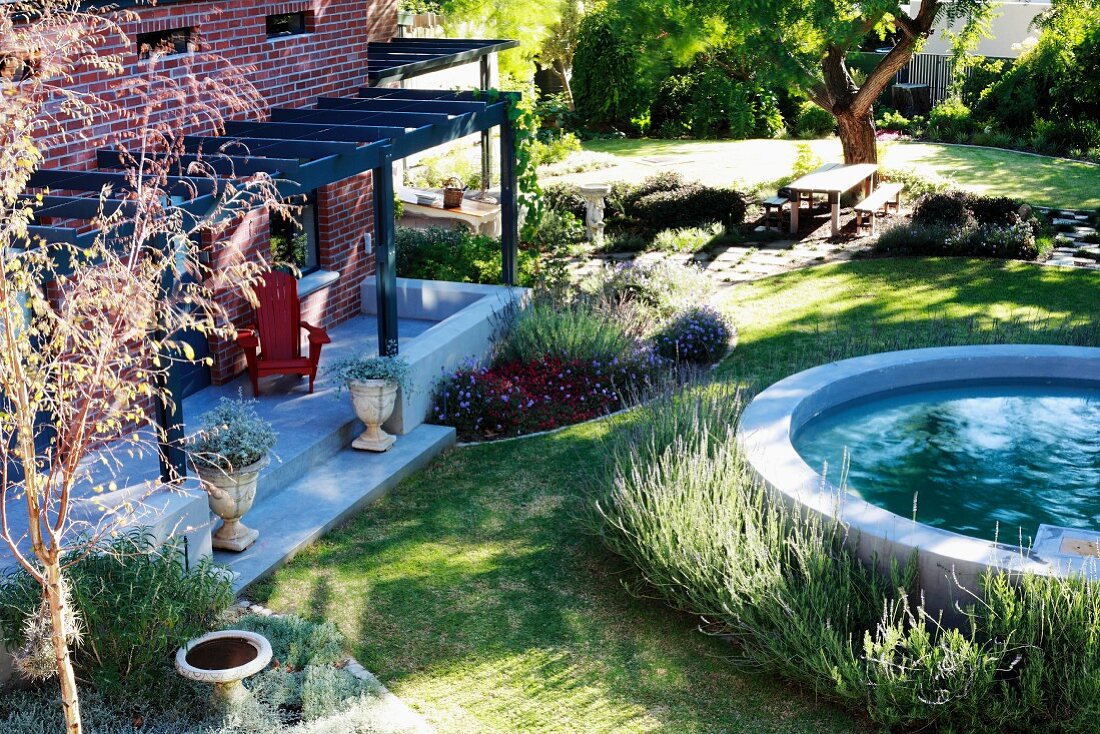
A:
[316,96,486,114]
[22,194,139,219]
[365,39,518,83]
[223,120,406,144]
[28,168,220,198]
[270,107,452,129]
[183,135,360,159]
[97,149,301,177]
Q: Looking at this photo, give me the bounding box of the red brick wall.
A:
[35,0,398,385]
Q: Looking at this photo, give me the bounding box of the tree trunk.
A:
[45,562,82,734]
[835,108,879,165]
[553,60,574,111]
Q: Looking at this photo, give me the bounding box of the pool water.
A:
[793,382,1100,543]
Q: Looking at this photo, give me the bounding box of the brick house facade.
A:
[37,0,399,387]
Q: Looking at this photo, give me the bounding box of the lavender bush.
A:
[653,307,733,364]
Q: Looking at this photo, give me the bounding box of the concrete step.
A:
[217,423,456,591]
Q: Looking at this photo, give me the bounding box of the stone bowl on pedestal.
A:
[175,629,272,705]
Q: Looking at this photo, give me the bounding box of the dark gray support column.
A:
[373,149,399,356]
[155,239,186,485]
[478,56,492,200]
[499,100,518,286]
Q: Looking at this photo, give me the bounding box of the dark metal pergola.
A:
[367,38,519,84]
[24,86,521,483]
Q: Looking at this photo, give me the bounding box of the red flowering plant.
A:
[433,349,665,441]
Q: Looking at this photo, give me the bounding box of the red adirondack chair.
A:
[236,271,331,396]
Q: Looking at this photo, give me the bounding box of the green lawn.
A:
[574,138,1100,210]
[254,259,1100,734]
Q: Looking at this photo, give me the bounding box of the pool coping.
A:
[737,344,1100,608]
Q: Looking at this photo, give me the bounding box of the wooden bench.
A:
[761,196,789,231]
[854,182,904,234]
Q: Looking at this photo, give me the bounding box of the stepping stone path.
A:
[567,209,877,288]
[1039,207,1100,270]
[568,206,1100,288]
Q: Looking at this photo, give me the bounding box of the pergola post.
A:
[373,149,399,356]
[154,238,187,485]
[477,56,493,202]
[499,101,518,286]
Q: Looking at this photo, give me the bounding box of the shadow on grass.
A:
[257,419,857,733]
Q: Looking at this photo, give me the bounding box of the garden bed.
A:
[430,260,735,442]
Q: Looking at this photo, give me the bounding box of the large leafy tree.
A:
[616,0,993,162]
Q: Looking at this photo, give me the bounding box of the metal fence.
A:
[893,53,1014,105]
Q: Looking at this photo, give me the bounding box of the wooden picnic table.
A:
[788,163,878,236]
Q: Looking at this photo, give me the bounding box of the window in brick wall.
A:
[137,27,195,60]
[266,11,309,38]
[270,192,321,276]
[1,49,40,83]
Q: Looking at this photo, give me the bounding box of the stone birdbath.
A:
[176,629,273,705]
[579,183,612,246]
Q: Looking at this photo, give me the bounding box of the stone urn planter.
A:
[195,456,269,552]
[176,629,272,705]
[189,395,277,552]
[348,379,400,452]
[330,353,410,454]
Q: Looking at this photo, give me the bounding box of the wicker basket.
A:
[442,177,465,209]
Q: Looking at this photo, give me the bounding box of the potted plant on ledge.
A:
[331,353,411,452]
[189,395,277,552]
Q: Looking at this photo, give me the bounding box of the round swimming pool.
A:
[794,382,1100,543]
[737,345,1100,611]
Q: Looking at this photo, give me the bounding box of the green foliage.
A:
[959,56,1008,108]
[541,182,587,220]
[972,1,1100,157]
[394,226,539,287]
[572,10,651,131]
[926,98,976,143]
[875,220,1041,260]
[632,184,746,230]
[0,532,233,697]
[495,301,638,365]
[876,109,915,134]
[0,611,392,733]
[327,354,410,390]
[879,167,952,198]
[581,260,714,320]
[529,130,582,167]
[651,223,725,253]
[527,209,587,249]
[651,65,783,140]
[189,395,276,472]
[886,191,1040,259]
[791,142,823,178]
[912,190,976,228]
[299,665,370,722]
[438,0,561,82]
[792,101,835,139]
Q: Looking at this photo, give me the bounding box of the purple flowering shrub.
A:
[653,306,733,364]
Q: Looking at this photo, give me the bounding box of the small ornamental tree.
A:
[0,2,282,732]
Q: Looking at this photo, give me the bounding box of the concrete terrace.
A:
[2,279,525,591]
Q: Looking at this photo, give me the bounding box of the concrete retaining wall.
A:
[361,277,528,435]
